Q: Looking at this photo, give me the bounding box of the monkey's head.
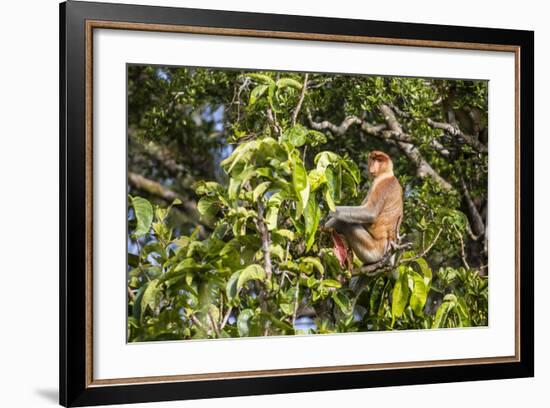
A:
[367,151,393,178]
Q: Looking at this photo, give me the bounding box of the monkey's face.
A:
[368,157,383,178]
[368,151,392,178]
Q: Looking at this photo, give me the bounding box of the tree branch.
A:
[308,111,361,135]
[379,105,453,190]
[459,176,485,237]
[256,201,273,280]
[427,118,488,153]
[453,225,470,269]
[308,107,453,190]
[266,108,282,136]
[128,171,198,216]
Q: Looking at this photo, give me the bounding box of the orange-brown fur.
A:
[326,151,403,265]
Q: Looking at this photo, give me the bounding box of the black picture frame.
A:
[60,1,534,406]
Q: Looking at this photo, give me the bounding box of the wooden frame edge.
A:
[82,18,524,389]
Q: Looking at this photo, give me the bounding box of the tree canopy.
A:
[127,65,488,342]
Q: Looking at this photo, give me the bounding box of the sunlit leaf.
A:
[253,181,271,202]
[276,77,303,90]
[142,279,162,313]
[237,264,266,290]
[131,196,153,237]
[249,84,268,106]
[409,271,428,316]
[332,291,353,315]
[287,124,308,147]
[292,156,310,218]
[237,309,255,337]
[391,266,410,326]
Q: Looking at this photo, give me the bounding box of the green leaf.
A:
[276,77,303,90]
[244,73,275,85]
[341,158,360,184]
[280,303,294,316]
[237,309,255,337]
[226,271,240,302]
[324,187,336,211]
[292,156,310,218]
[308,169,326,192]
[194,181,224,196]
[269,244,286,261]
[127,316,140,329]
[142,279,162,313]
[221,140,259,173]
[304,196,321,252]
[315,151,339,172]
[131,196,153,237]
[274,229,295,241]
[301,256,324,276]
[409,271,428,316]
[287,124,308,147]
[320,279,341,288]
[237,264,266,290]
[432,300,453,328]
[369,276,386,315]
[249,84,268,105]
[325,167,341,203]
[455,296,471,327]
[267,82,277,111]
[197,196,219,223]
[332,291,353,315]
[391,266,410,326]
[253,181,271,202]
[307,130,327,146]
[265,192,283,230]
[132,284,147,322]
[414,257,433,285]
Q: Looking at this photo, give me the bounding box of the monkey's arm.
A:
[329,205,379,224]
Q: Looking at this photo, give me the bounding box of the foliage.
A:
[127,68,488,341]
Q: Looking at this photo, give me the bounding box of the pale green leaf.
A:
[332,292,353,315]
[237,309,255,337]
[410,271,428,316]
[301,256,325,276]
[276,77,303,90]
[131,196,153,237]
[142,279,162,313]
[391,266,410,325]
[292,156,310,218]
[249,84,268,105]
[237,264,266,291]
[253,181,271,202]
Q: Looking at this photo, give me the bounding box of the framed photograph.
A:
[60,1,534,406]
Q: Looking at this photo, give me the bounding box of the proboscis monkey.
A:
[325,151,403,266]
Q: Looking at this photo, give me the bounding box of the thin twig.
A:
[220,307,232,330]
[453,225,470,269]
[256,201,273,280]
[400,228,443,264]
[191,315,209,333]
[291,73,309,125]
[266,107,282,136]
[292,278,300,326]
[208,312,221,338]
